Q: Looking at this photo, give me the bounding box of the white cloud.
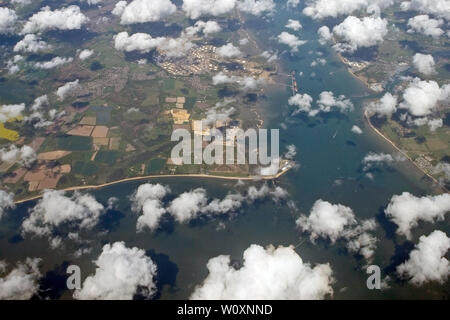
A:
[277,31,307,52]
[237,0,276,16]
[317,91,354,113]
[412,53,436,75]
[297,200,378,262]
[115,0,176,25]
[332,16,388,53]
[14,34,51,53]
[217,43,243,58]
[74,242,157,300]
[167,188,208,223]
[22,6,89,34]
[317,26,332,45]
[79,49,94,60]
[212,72,265,91]
[303,0,394,20]
[365,92,397,117]
[22,190,105,238]
[285,19,302,31]
[288,93,316,116]
[0,7,17,34]
[190,244,334,299]
[56,79,80,101]
[185,21,222,37]
[397,230,449,285]
[401,0,450,21]
[0,258,41,300]
[433,162,450,185]
[34,57,73,69]
[351,125,363,134]
[131,183,170,232]
[385,192,450,239]
[284,144,297,160]
[182,0,237,19]
[399,78,450,117]
[0,145,36,167]
[114,32,194,58]
[0,103,25,123]
[287,0,300,7]
[0,190,15,220]
[407,15,445,38]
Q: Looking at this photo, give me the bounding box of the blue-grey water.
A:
[0,4,449,299]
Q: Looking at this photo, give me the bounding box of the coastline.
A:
[14,167,292,204]
[364,110,448,193]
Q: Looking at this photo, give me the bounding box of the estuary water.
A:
[0,5,449,300]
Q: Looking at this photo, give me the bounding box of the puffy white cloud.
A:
[167,188,208,223]
[365,92,397,117]
[401,0,450,21]
[0,7,17,34]
[277,31,307,52]
[397,230,449,285]
[362,152,395,169]
[182,0,237,19]
[115,0,176,25]
[212,72,265,91]
[317,91,354,113]
[56,79,80,101]
[385,192,450,239]
[297,200,378,262]
[185,20,222,37]
[0,103,25,123]
[351,125,363,134]
[14,34,51,53]
[407,15,445,38]
[332,16,388,53]
[74,242,157,300]
[131,183,170,232]
[0,258,41,300]
[303,0,394,20]
[288,93,316,116]
[285,19,302,31]
[412,53,436,75]
[22,190,105,238]
[22,6,89,34]
[0,190,15,220]
[284,144,297,160]
[114,32,194,58]
[191,244,334,299]
[79,49,94,60]
[399,78,450,117]
[433,162,450,185]
[217,43,243,58]
[237,0,276,16]
[34,56,73,69]
[317,26,332,45]
[0,145,36,167]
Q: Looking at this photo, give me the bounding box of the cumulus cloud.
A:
[407,15,445,38]
[398,78,450,117]
[191,244,334,299]
[284,144,297,160]
[332,16,388,53]
[34,57,73,69]
[433,162,450,185]
[0,7,17,34]
[56,80,80,101]
[114,0,176,25]
[317,26,332,45]
[22,190,105,238]
[303,0,394,20]
[74,242,157,300]
[317,91,354,113]
[351,125,363,134]
[0,190,15,220]
[0,103,25,123]
[412,53,436,75]
[277,31,307,52]
[182,0,237,19]
[385,192,450,239]
[14,34,51,53]
[401,0,450,21]
[22,6,88,34]
[114,32,194,58]
[217,43,243,58]
[212,72,265,91]
[365,93,397,117]
[297,200,378,262]
[361,152,404,178]
[131,183,170,232]
[397,230,449,285]
[288,93,316,116]
[285,19,302,31]
[167,188,209,223]
[237,0,276,16]
[0,258,41,300]
[79,49,94,60]
[185,20,222,37]
[0,145,36,167]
